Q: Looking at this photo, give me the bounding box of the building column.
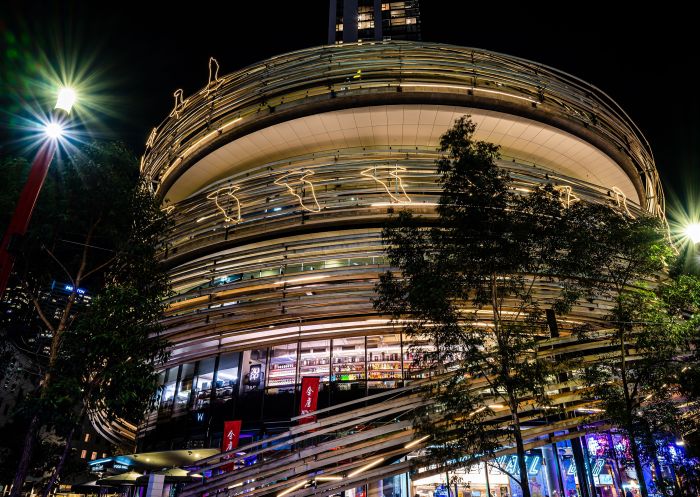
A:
[145,474,165,497]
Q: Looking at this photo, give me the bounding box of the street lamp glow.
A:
[685,223,700,244]
[44,122,64,139]
[55,87,77,113]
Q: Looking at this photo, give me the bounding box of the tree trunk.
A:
[9,414,40,497]
[41,425,76,497]
[628,432,649,497]
[510,404,532,497]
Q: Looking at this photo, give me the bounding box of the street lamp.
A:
[0,88,76,299]
[684,223,700,244]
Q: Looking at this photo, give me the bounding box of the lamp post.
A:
[0,88,76,299]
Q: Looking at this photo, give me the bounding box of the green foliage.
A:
[375,116,617,495]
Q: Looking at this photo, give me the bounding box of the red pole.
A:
[0,140,58,299]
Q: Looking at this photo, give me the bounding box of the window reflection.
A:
[175,363,195,410]
[215,352,240,402]
[241,349,266,393]
[193,358,215,409]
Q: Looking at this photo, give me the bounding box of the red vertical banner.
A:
[221,420,242,472]
[299,376,320,424]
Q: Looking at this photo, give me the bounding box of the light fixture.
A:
[347,457,384,478]
[55,87,77,113]
[44,122,63,139]
[404,435,430,450]
[315,476,342,481]
[676,439,685,446]
[277,479,308,497]
[685,223,700,244]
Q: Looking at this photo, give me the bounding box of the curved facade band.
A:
[120,41,665,497]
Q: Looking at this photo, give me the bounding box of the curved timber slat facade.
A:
[98,41,665,494]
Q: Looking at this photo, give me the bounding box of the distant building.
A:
[328,0,421,44]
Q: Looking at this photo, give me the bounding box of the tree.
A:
[374,117,605,497]
[573,209,685,497]
[5,142,170,497]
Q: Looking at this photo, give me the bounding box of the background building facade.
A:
[121,41,664,496]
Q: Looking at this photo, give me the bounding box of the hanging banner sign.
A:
[299,376,320,424]
[221,420,242,472]
[222,420,242,452]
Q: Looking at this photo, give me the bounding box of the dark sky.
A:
[1,1,697,204]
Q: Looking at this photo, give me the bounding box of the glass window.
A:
[175,363,195,410]
[215,353,241,401]
[241,349,266,393]
[367,334,403,389]
[268,343,297,391]
[193,358,215,409]
[298,340,330,383]
[332,337,365,382]
[160,367,178,410]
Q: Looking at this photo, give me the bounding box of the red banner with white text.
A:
[221,420,242,472]
[299,376,320,424]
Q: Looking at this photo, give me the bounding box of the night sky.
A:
[1,1,697,208]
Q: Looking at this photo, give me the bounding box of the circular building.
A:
[117,41,662,493]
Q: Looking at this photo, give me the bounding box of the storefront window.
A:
[367,334,403,389]
[175,363,195,410]
[332,337,365,383]
[298,340,330,383]
[193,358,215,409]
[215,352,240,401]
[241,349,266,393]
[160,367,178,411]
[268,343,298,391]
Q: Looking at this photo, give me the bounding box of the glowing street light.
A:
[685,223,700,244]
[55,87,77,113]
[0,86,77,299]
[44,122,64,139]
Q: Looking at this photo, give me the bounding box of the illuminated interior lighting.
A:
[685,223,700,244]
[274,275,330,286]
[404,435,430,449]
[347,457,384,478]
[203,57,225,96]
[274,169,321,212]
[207,185,242,223]
[361,165,411,203]
[169,89,188,119]
[55,87,77,113]
[277,479,309,497]
[44,122,64,139]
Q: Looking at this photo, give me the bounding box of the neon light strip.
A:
[274,169,321,212]
[398,83,541,105]
[277,480,308,497]
[206,185,242,223]
[361,165,411,203]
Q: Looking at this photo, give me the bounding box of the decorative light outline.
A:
[207,185,242,223]
[361,165,411,203]
[203,57,225,96]
[161,206,175,215]
[146,127,158,149]
[554,185,579,209]
[274,169,321,213]
[169,89,188,119]
[611,186,632,217]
